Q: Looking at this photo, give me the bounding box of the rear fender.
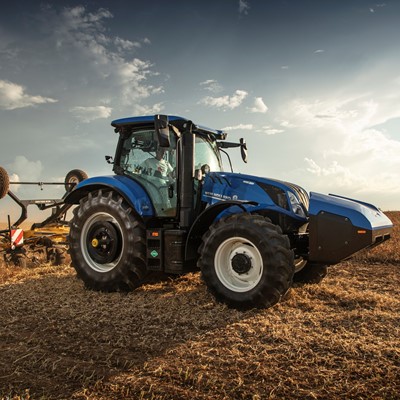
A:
[63,175,155,217]
[308,192,392,264]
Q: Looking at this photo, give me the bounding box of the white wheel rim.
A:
[80,212,124,273]
[214,236,263,292]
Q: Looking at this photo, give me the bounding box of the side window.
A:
[120,129,177,217]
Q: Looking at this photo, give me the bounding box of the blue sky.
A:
[1,0,400,222]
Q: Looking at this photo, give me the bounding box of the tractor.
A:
[65,115,393,309]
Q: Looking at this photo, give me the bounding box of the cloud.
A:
[0,79,57,110]
[47,5,162,106]
[222,124,254,131]
[199,79,223,93]
[239,0,250,15]
[70,105,112,123]
[114,37,141,52]
[248,97,268,113]
[133,102,164,115]
[200,90,248,110]
[280,120,296,128]
[314,49,325,54]
[8,156,43,182]
[258,126,284,135]
[282,89,400,202]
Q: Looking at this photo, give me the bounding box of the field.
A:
[0,212,399,400]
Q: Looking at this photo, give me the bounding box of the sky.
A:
[1,0,400,223]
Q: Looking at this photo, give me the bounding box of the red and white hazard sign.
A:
[11,229,24,248]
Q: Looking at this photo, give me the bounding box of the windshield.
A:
[194,135,223,172]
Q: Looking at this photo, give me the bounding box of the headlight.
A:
[288,191,307,218]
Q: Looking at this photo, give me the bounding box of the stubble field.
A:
[0,212,399,399]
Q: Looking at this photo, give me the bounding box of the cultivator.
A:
[0,166,87,267]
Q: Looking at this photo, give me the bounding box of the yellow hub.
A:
[91,238,99,248]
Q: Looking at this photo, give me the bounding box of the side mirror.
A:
[240,138,248,163]
[154,114,170,147]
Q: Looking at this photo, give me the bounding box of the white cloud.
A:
[50,6,162,106]
[200,90,248,110]
[280,120,296,128]
[248,97,268,113]
[282,90,400,203]
[314,49,325,54]
[114,37,141,52]
[258,126,284,135]
[70,105,112,123]
[239,0,250,15]
[8,156,43,182]
[133,102,164,115]
[0,80,57,110]
[199,79,223,93]
[222,124,254,131]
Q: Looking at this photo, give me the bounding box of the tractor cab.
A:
[111,116,225,220]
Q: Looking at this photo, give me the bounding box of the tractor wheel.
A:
[0,166,10,199]
[68,190,147,291]
[293,263,328,284]
[64,169,88,192]
[198,214,294,309]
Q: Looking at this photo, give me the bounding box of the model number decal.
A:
[205,192,239,201]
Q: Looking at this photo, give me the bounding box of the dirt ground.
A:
[0,212,399,400]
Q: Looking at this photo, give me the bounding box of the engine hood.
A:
[201,171,309,219]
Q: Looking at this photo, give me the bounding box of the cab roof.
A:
[111,115,227,140]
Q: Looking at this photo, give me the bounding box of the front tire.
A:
[68,190,147,291]
[198,214,294,309]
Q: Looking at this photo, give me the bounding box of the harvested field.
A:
[0,212,399,399]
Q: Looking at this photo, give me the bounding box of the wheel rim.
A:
[80,212,123,273]
[214,236,263,292]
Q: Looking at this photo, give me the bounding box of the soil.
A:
[0,212,399,400]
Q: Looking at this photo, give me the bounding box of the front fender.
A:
[63,175,155,217]
[185,200,257,260]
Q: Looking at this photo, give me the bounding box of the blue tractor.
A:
[65,115,393,309]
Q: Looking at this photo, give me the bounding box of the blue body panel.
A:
[201,171,307,221]
[75,175,155,217]
[309,192,392,230]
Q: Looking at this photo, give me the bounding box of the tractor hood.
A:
[202,172,309,221]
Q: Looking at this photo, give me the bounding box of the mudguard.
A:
[63,175,155,217]
[308,192,392,264]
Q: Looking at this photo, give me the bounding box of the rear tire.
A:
[68,190,147,291]
[198,214,294,309]
[0,166,10,199]
[293,263,328,284]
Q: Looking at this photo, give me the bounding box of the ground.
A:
[0,212,399,400]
